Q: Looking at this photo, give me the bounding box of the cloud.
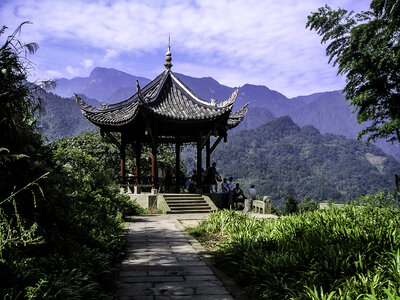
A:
[104,49,118,61]
[66,65,79,76]
[46,69,62,78]
[81,59,93,69]
[0,0,371,96]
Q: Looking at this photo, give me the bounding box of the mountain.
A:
[286,91,400,158]
[230,107,275,134]
[288,91,361,139]
[37,91,97,142]
[54,67,150,103]
[212,117,400,209]
[50,67,399,159]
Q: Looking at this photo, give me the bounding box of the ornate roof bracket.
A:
[217,87,239,107]
[75,93,96,112]
[209,136,223,154]
[230,102,249,118]
[104,132,121,150]
[201,130,213,149]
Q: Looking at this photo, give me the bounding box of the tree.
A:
[306,0,400,145]
[284,192,298,215]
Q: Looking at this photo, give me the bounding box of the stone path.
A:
[115,214,242,300]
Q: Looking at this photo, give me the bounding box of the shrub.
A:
[299,196,319,213]
[194,196,400,299]
[284,194,298,215]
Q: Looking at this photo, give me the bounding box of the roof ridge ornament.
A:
[136,80,145,103]
[217,87,240,107]
[164,34,172,70]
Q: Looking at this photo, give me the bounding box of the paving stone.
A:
[119,276,185,283]
[115,214,237,299]
[117,282,153,289]
[119,270,147,277]
[154,280,223,289]
[195,286,230,295]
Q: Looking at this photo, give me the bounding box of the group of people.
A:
[184,162,258,209]
[207,162,257,208]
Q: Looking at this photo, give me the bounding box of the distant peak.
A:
[89,67,130,78]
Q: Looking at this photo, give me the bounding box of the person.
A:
[249,184,257,200]
[158,162,166,192]
[233,183,245,207]
[228,177,234,208]
[164,170,172,192]
[186,170,196,193]
[207,162,220,193]
[221,178,229,207]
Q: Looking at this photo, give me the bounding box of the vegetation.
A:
[284,193,298,215]
[191,193,400,299]
[307,0,400,145]
[212,117,400,209]
[37,92,96,142]
[0,23,143,298]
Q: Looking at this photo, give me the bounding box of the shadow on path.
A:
[115,214,244,300]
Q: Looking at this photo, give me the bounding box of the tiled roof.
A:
[75,69,246,128]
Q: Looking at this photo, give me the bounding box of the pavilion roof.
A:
[75,42,248,132]
[76,69,247,129]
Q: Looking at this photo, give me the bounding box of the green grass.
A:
[192,199,400,299]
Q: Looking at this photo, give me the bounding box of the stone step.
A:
[162,194,214,214]
[168,205,211,210]
[166,208,214,214]
[166,200,207,204]
[168,202,209,206]
[163,196,204,200]
[163,194,203,198]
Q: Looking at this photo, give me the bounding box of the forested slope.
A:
[213,117,400,208]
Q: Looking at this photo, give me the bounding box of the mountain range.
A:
[50,67,400,159]
[212,117,400,208]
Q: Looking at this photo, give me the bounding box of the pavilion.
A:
[75,43,248,193]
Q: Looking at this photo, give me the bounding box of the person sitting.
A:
[233,183,245,207]
[186,171,196,193]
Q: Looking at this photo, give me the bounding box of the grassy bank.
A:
[189,200,400,299]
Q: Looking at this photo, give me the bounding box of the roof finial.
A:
[164,34,172,70]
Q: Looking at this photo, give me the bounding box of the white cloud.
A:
[46,69,62,78]
[104,49,118,61]
[0,0,371,96]
[66,65,79,76]
[81,59,93,69]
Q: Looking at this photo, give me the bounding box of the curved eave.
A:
[227,103,249,129]
[75,94,140,127]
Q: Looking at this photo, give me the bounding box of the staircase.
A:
[161,194,217,214]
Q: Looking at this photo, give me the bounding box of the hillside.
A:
[211,117,400,209]
[37,91,97,142]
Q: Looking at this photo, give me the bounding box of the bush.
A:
[299,196,319,213]
[194,196,400,299]
[284,194,298,215]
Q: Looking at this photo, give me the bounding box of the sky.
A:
[1,0,371,98]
